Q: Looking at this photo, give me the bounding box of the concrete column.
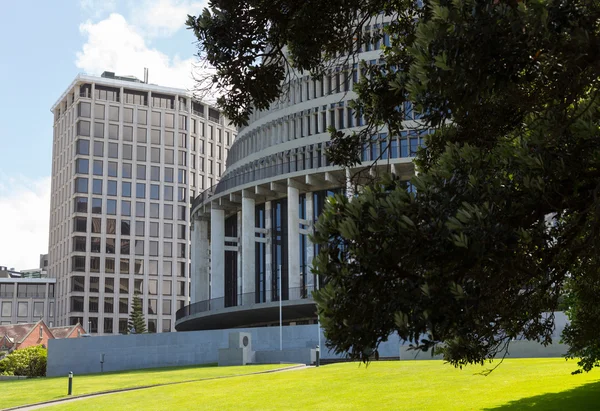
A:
[287,184,301,293]
[265,201,272,302]
[241,191,255,305]
[210,207,225,300]
[305,192,315,291]
[236,210,242,305]
[191,217,210,303]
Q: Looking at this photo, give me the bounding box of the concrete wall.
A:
[47,312,570,377]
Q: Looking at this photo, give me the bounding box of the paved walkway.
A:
[6,364,309,411]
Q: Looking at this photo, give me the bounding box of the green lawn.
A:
[42,359,600,411]
[0,363,289,409]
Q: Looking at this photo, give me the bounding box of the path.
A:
[5,364,309,411]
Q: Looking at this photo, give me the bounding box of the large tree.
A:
[188,0,600,371]
[128,293,147,334]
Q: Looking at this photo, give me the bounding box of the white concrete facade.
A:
[177,15,425,331]
[48,72,236,334]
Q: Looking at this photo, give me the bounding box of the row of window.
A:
[69,316,172,334]
[70,295,175,316]
[71,238,187,258]
[70,257,186,277]
[70,276,184,297]
[1,301,52,318]
[0,284,54,299]
[78,101,190,130]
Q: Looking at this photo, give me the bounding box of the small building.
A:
[0,274,56,326]
[50,323,86,339]
[0,321,85,354]
[0,320,54,352]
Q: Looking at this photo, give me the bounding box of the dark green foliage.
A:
[0,346,47,377]
[128,293,147,334]
[189,0,600,372]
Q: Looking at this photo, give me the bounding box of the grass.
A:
[0,363,289,409]
[40,358,600,411]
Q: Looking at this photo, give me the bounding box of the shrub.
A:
[0,346,47,377]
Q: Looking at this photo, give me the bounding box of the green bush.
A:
[0,346,47,377]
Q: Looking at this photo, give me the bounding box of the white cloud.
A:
[76,13,198,89]
[132,0,207,38]
[0,175,50,271]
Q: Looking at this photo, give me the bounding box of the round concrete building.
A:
[176,23,427,331]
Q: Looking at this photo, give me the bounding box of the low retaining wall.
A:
[47,312,569,377]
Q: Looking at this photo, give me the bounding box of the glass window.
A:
[109,124,119,140]
[124,107,133,123]
[92,217,102,233]
[18,302,28,317]
[164,242,172,258]
[89,276,100,293]
[106,238,116,254]
[164,186,173,201]
[164,204,173,220]
[120,279,129,294]
[150,203,160,219]
[135,240,144,255]
[148,299,157,315]
[137,165,146,180]
[149,260,158,276]
[136,183,146,198]
[165,168,174,182]
[109,106,119,121]
[93,140,103,157]
[178,243,186,258]
[165,131,174,146]
[90,256,100,272]
[73,236,86,252]
[107,218,116,234]
[108,142,118,158]
[178,187,186,202]
[76,158,88,174]
[73,217,87,232]
[164,223,173,238]
[77,120,90,136]
[149,241,158,256]
[151,111,161,126]
[121,239,130,254]
[148,280,158,295]
[150,166,160,181]
[92,179,102,194]
[1,302,12,317]
[104,297,114,313]
[150,222,159,237]
[76,139,89,155]
[108,161,118,177]
[33,302,44,317]
[75,197,88,213]
[119,298,128,314]
[91,236,101,252]
[93,160,103,175]
[151,129,161,144]
[163,261,172,276]
[137,127,147,143]
[120,258,130,274]
[151,147,160,163]
[150,184,160,200]
[162,300,172,316]
[122,181,131,197]
[136,221,145,236]
[107,199,117,215]
[123,126,133,141]
[122,200,131,216]
[94,104,105,119]
[165,113,175,128]
[122,163,132,178]
[75,177,88,193]
[177,261,186,277]
[106,257,115,273]
[137,145,146,161]
[165,149,174,164]
[72,256,86,272]
[92,198,102,214]
[107,180,117,196]
[136,202,145,217]
[138,110,147,125]
[105,277,114,293]
[123,144,133,160]
[178,224,186,240]
[121,220,131,235]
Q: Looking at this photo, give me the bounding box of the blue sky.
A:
[0,0,208,270]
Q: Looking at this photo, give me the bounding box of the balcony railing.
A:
[176,285,316,321]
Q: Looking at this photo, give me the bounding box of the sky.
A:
[0,0,209,270]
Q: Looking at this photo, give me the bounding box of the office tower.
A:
[49,72,235,334]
